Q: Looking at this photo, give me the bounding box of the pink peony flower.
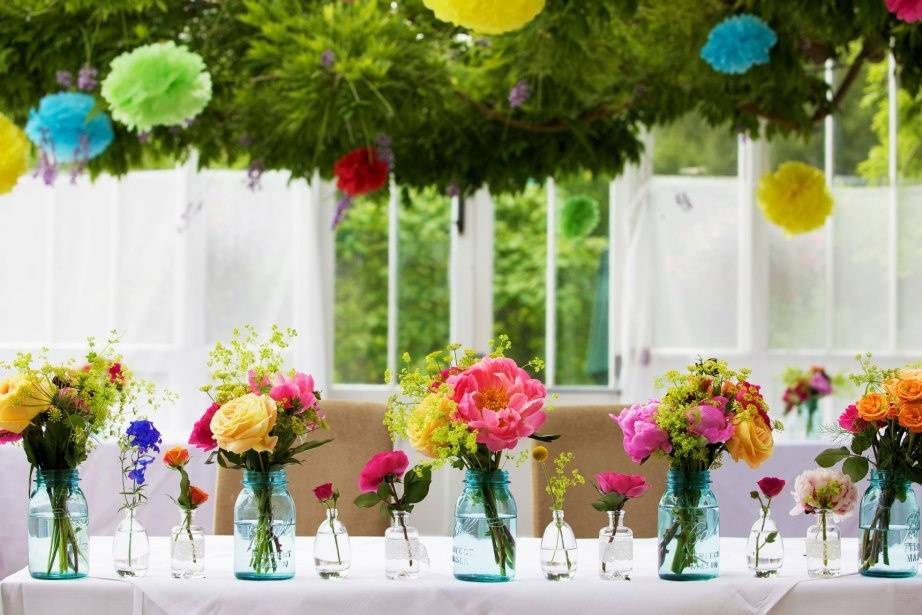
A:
[596,472,649,498]
[611,400,672,464]
[313,482,334,502]
[687,398,735,444]
[886,0,922,22]
[269,371,318,413]
[789,468,858,519]
[757,476,786,498]
[188,403,220,451]
[358,450,409,493]
[0,429,23,444]
[837,404,866,434]
[247,370,270,394]
[809,369,832,395]
[447,356,547,452]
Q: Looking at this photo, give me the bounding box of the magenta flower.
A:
[687,398,735,444]
[247,370,270,394]
[269,371,318,413]
[358,450,409,493]
[0,430,23,444]
[809,369,832,395]
[837,404,866,434]
[188,402,220,451]
[447,356,547,452]
[611,400,672,464]
[886,0,922,22]
[596,472,650,498]
[313,482,335,502]
[757,476,786,499]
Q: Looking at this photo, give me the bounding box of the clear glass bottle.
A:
[112,508,150,577]
[314,508,351,578]
[28,469,89,580]
[806,510,841,578]
[385,511,426,580]
[657,469,719,580]
[858,470,919,578]
[233,469,296,580]
[540,510,578,580]
[746,507,783,577]
[171,508,205,579]
[452,469,517,582]
[599,510,632,580]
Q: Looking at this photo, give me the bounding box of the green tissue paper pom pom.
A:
[102,41,212,132]
[559,195,600,239]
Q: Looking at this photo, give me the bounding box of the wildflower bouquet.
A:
[612,358,779,576]
[816,355,922,574]
[781,366,838,437]
[385,336,554,578]
[190,325,331,575]
[533,447,584,577]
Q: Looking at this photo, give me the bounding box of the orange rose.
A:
[727,412,774,469]
[856,393,889,422]
[898,403,922,433]
[895,379,922,403]
[163,445,190,467]
[189,485,209,506]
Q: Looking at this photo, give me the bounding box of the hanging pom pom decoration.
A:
[757,162,833,235]
[700,14,777,74]
[0,113,29,195]
[885,0,922,22]
[24,92,114,185]
[101,41,212,133]
[422,0,545,35]
[560,195,600,239]
[332,143,391,229]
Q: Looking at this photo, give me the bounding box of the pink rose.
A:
[0,429,23,444]
[313,482,335,502]
[611,400,672,464]
[757,476,785,499]
[447,357,547,452]
[837,404,866,434]
[596,472,649,498]
[269,371,318,413]
[687,399,735,444]
[188,403,220,451]
[358,450,409,493]
[886,0,922,22]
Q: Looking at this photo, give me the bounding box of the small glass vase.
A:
[171,508,205,579]
[112,509,150,577]
[233,469,296,580]
[858,470,920,578]
[799,397,819,439]
[746,508,783,577]
[599,510,632,580]
[657,469,719,581]
[452,469,517,582]
[540,509,578,580]
[806,510,841,578]
[28,469,89,580]
[314,508,351,578]
[385,511,426,580]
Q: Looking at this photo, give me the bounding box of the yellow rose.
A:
[726,412,773,469]
[898,368,922,381]
[0,375,53,434]
[209,393,278,454]
[407,393,454,459]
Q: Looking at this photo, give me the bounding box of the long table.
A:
[2,536,921,615]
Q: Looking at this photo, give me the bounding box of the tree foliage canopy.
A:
[0,0,920,191]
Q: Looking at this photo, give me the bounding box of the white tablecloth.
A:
[2,536,921,615]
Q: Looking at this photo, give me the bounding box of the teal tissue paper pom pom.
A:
[25,92,114,163]
[700,14,777,75]
[560,195,600,239]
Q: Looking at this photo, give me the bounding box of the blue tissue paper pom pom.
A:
[25,92,114,163]
[700,14,777,75]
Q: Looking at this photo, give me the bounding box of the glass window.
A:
[653,113,738,176]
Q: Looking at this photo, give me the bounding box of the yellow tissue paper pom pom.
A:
[0,113,29,195]
[757,162,833,235]
[423,0,545,34]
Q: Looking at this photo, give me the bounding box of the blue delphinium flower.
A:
[126,419,162,453]
[700,14,777,75]
[24,92,114,163]
[121,420,161,493]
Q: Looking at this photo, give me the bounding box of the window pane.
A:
[334,194,389,383]
[398,188,450,368]
[653,113,737,176]
[768,226,827,349]
[769,125,823,169]
[555,174,609,386]
[835,61,884,183]
[898,87,922,184]
[494,183,546,368]
[899,185,922,349]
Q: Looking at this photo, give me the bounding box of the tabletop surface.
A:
[2,536,921,615]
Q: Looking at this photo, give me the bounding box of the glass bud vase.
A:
[453,469,517,582]
[233,469,296,580]
[806,510,841,578]
[171,508,205,579]
[858,470,920,578]
[657,469,719,581]
[112,509,150,577]
[385,511,427,580]
[540,510,578,580]
[28,469,89,580]
[599,510,632,580]
[314,508,351,579]
[746,508,783,577]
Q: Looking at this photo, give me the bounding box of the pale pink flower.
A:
[789,468,858,519]
[447,356,547,452]
[611,400,672,464]
[269,371,318,413]
[247,370,270,394]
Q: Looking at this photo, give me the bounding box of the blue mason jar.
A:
[234,469,296,580]
[28,469,89,580]
[858,470,919,578]
[657,469,719,580]
[453,469,517,582]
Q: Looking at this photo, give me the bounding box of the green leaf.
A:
[403,465,432,504]
[765,531,778,544]
[377,481,392,502]
[528,432,561,443]
[353,492,381,508]
[815,447,850,468]
[842,456,870,483]
[851,434,872,455]
[288,438,334,457]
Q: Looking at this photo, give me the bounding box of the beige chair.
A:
[213,399,392,537]
[531,405,667,538]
